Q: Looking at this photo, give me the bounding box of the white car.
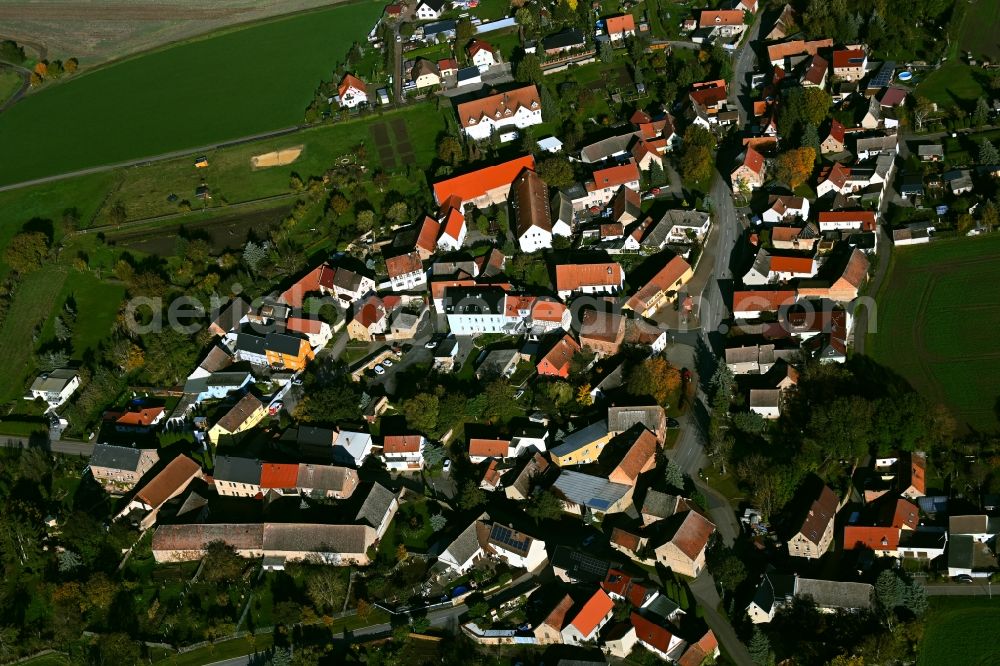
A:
[373,365,386,375]
[425,340,438,349]
[443,459,451,472]
[382,359,394,368]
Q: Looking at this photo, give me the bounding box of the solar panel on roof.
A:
[868,61,895,88]
[490,524,530,552]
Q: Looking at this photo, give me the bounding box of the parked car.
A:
[650,187,661,195]
[443,459,452,472]
[954,574,974,583]
[382,359,394,368]
[667,417,680,429]
[373,365,386,375]
[425,339,438,349]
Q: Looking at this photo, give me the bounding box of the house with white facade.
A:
[381,434,426,471]
[27,368,80,409]
[337,74,368,109]
[467,40,497,72]
[444,287,509,335]
[761,195,809,224]
[385,251,427,292]
[511,168,555,253]
[415,0,445,20]
[457,85,542,141]
[486,522,548,570]
[555,262,625,300]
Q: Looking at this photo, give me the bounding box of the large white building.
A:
[457,85,543,141]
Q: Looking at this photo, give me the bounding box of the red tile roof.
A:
[457,86,540,129]
[827,118,845,143]
[571,588,614,637]
[906,453,926,495]
[732,290,797,314]
[670,511,715,559]
[555,262,623,291]
[433,155,536,205]
[137,455,201,508]
[542,594,575,630]
[285,317,324,335]
[587,161,640,192]
[888,498,919,530]
[260,463,299,489]
[116,407,164,427]
[700,9,743,26]
[678,630,718,666]
[844,525,899,551]
[531,299,567,322]
[466,39,494,57]
[796,485,838,545]
[769,255,814,274]
[820,162,851,188]
[833,48,866,69]
[385,251,423,278]
[610,526,642,552]
[605,14,636,35]
[803,55,828,85]
[416,215,441,253]
[741,146,765,175]
[438,57,459,73]
[469,438,510,458]
[383,435,423,454]
[537,332,580,376]
[630,109,652,125]
[353,296,386,328]
[612,428,657,483]
[441,207,466,241]
[626,254,692,312]
[631,612,674,653]
[689,80,728,108]
[338,73,366,98]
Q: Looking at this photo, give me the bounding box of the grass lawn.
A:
[0,0,386,186]
[0,268,69,402]
[0,69,22,106]
[154,634,274,666]
[88,102,445,224]
[0,419,49,437]
[16,654,69,666]
[958,0,1000,61]
[868,233,1000,431]
[916,61,989,108]
[918,597,1000,665]
[38,270,126,360]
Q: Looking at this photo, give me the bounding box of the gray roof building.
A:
[90,443,148,472]
[552,470,632,513]
[608,405,665,436]
[213,456,263,485]
[355,482,396,528]
[551,420,610,458]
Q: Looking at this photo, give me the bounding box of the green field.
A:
[919,597,1000,665]
[868,234,1000,432]
[959,0,1000,61]
[0,0,385,186]
[0,69,22,106]
[916,61,991,108]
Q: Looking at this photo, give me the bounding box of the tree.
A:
[456,17,475,44]
[514,53,543,86]
[3,231,49,274]
[329,193,350,216]
[481,380,520,423]
[33,61,47,78]
[514,7,536,32]
[356,598,374,621]
[402,393,439,434]
[748,627,774,666]
[457,480,485,510]
[664,458,684,491]
[306,568,348,613]
[599,40,613,63]
[29,72,41,87]
[981,201,999,231]
[973,96,990,128]
[430,513,448,531]
[438,136,464,165]
[913,96,934,131]
[679,145,713,185]
[979,139,1000,165]
[801,123,821,157]
[356,209,376,232]
[710,551,747,592]
[800,88,832,125]
[540,85,558,122]
[576,384,593,406]
[648,160,665,186]
[64,57,78,73]
[536,156,574,187]
[0,40,25,65]
[94,633,140,666]
[525,490,564,521]
[202,541,246,582]
[386,201,409,224]
[776,147,816,188]
[626,356,682,406]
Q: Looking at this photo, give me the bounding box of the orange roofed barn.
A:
[536,332,581,378]
[434,155,536,209]
[562,588,615,643]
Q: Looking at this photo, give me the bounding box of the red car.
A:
[650,187,661,195]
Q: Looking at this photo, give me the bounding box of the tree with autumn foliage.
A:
[626,356,682,406]
[776,147,815,188]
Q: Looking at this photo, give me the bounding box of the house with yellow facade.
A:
[549,420,613,467]
[208,393,267,446]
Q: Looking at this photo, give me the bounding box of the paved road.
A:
[0,435,94,456]
[729,16,762,126]
[690,573,754,666]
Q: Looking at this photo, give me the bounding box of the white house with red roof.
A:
[561,588,615,643]
[604,14,636,43]
[761,195,809,224]
[337,74,368,109]
[698,9,746,39]
[381,434,426,471]
[457,85,542,141]
[467,40,497,72]
[631,612,687,661]
[581,160,641,208]
[833,48,867,82]
[731,146,766,194]
[385,250,427,292]
[437,206,468,250]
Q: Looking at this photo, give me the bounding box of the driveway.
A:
[0,435,94,457]
[922,581,999,596]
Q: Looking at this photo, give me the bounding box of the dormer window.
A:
[531,100,538,108]
[505,109,512,116]
[469,117,476,124]
[495,111,501,118]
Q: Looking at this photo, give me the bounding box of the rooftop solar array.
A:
[868,60,895,89]
[490,524,531,554]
